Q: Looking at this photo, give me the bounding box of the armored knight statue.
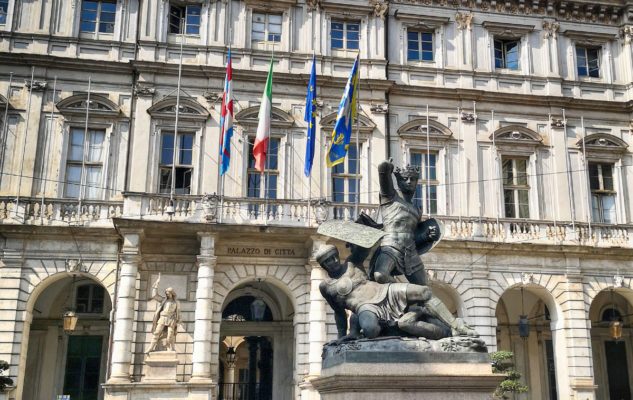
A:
[147,273,182,353]
[316,244,475,342]
[365,159,437,285]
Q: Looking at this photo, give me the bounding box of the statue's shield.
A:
[415,218,444,255]
[317,220,385,248]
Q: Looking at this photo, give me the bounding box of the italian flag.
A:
[253,56,274,173]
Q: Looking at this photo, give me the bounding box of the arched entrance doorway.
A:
[22,274,112,400]
[218,280,294,400]
[496,285,559,400]
[589,288,633,400]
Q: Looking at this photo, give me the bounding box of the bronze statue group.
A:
[317,160,479,345]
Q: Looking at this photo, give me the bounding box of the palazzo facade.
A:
[1,0,633,399]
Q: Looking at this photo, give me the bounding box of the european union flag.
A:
[304,55,317,177]
[326,54,359,167]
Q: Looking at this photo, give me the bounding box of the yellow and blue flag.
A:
[304,55,317,177]
[326,54,359,167]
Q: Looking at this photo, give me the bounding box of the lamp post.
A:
[609,289,623,340]
[250,278,267,322]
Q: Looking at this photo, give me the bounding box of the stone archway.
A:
[214,265,304,400]
[495,283,562,400]
[588,287,633,400]
[21,272,113,400]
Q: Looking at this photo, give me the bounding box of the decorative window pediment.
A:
[57,94,120,118]
[395,13,449,31]
[483,21,535,38]
[397,119,453,141]
[564,30,616,47]
[244,0,296,11]
[147,97,209,122]
[578,133,628,154]
[320,111,376,135]
[235,106,294,129]
[491,125,542,146]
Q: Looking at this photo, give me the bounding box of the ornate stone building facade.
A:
[1,0,633,399]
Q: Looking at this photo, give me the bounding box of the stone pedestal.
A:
[144,351,178,383]
[311,337,504,400]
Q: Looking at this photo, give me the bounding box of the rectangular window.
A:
[502,157,529,218]
[589,163,616,223]
[80,0,116,34]
[410,151,438,214]
[76,284,105,314]
[0,0,8,25]
[159,132,194,194]
[247,138,279,199]
[332,144,360,203]
[252,13,282,46]
[494,39,519,69]
[65,128,105,199]
[331,21,359,51]
[407,31,434,62]
[169,4,201,35]
[576,47,600,78]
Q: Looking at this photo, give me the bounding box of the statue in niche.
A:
[147,273,182,353]
[316,244,476,344]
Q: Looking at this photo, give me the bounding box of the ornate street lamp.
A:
[63,310,78,333]
[609,289,623,340]
[250,279,266,322]
[518,287,529,339]
[63,276,78,333]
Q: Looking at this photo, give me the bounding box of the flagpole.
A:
[491,110,500,234]
[354,51,360,220]
[457,106,462,227]
[547,113,559,243]
[425,104,430,218]
[263,44,276,223]
[170,19,185,221]
[0,72,13,189]
[15,67,35,219]
[307,51,315,227]
[219,12,234,224]
[78,75,92,214]
[581,116,592,239]
[562,108,576,239]
[40,76,57,225]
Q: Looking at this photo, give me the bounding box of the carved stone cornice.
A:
[390,0,625,26]
[563,29,617,46]
[455,12,473,30]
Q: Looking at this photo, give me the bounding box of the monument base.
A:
[311,337,504,400]
[143,350,178,383]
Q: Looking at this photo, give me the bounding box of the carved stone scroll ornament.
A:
[455,12,473,30]
[371,0,389,20]
[25,81,47,91]
[542,20,560,39]
[306,0,321,11]
[620,26,633,45]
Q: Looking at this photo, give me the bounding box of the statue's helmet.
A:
[315,244,339,265]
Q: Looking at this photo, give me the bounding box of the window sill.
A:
[166,34,201,45]
[79,32,115,41]
[577,76,603,83]
[332,49,359,58]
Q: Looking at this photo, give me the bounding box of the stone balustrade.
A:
[1,193,631,248]
[0,196,123,227]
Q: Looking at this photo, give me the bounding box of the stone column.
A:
[306,236,328,377]
[246,337,259,400]
[300,236,328,400]
[108,229,143,383]
[190,232,217,383]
